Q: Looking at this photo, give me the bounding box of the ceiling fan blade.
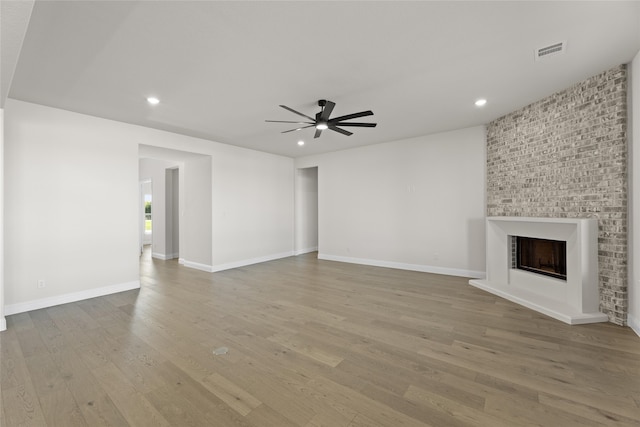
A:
[328,125,353,136]
[319,100,335,122]
[314,128,323,138]
[329,110,373,122]
[266,120,313,124]
[333,122,377,127]
[282,124,315,133]
[280,105,315,121]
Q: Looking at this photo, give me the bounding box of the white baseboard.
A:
[317,253,485,279]
[211,251,294,272]
[178,258,185,265]
[152,252,179,260]
[183,260,214,272]
[0,317,6,332]
[295,246,318,255]
[629,313,640,338]
[4,280,141,317]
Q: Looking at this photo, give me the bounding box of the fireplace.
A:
[469,217,607,324]
[515,237,566,281]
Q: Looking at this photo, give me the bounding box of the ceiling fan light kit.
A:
[266,99,377,139]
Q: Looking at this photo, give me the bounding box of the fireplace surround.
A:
[469,216,607,324]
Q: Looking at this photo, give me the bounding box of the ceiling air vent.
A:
[535,41,566,61]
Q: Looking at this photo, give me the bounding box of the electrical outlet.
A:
[37,279,46,289]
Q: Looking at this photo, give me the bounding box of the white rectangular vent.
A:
[535,41,566,61]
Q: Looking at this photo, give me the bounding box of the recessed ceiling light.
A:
[147,97,160,105]
[297,140,305,146]
[475,99,487,107]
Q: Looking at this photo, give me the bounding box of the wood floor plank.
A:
[23,352,88,427]
[357,382,476,427]
[53,347,129,427]
[483,390,604,427]
[149,360,254,427]
[200,371,262,417]
[306,376,427,427]
[1,328,33,391]
[537,392,640,426]
[2,385,48,427]
[2,248,640,426]
[0,328,48,426]
[92,361,171,427]
[90,329,168,394]
[267,332,345,367]
[243,403,300,427]
[208,354,323,426]
[14,325,48,359]
[28,309,129,427]
[145,384,251,427]
[6,312,36,333]
[303,407,355,427]
[0,388,5,427]
[404,384,512,427]
[417,337,640,421]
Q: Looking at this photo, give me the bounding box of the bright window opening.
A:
[144,195,152,234]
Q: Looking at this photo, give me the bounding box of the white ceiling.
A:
[4,1,640,158]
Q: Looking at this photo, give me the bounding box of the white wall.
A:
[295,126,486,278]
[3,99,294,314]
[629,51,640,337]
[4,100,140,312]
[295,167,318,254]
[211,148,294,271]
[183,155,213,268]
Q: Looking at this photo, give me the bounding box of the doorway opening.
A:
[140,180,153,254]
[295,166,318,255]
[144,194,152,237]
[139,144,212,271]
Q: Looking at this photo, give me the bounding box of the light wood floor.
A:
[2,249,640,426]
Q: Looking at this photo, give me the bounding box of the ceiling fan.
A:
[266,100,377,138]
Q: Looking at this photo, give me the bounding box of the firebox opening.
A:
[516,237,567,281]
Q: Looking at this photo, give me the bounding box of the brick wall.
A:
[486,65,628,325]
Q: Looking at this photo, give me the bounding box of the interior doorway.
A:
[140,179,153,254]
[139,144,213,270]
[295,166,318,255]
[139,157,179,260]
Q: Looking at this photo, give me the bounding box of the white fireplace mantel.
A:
[469,216,608,324]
